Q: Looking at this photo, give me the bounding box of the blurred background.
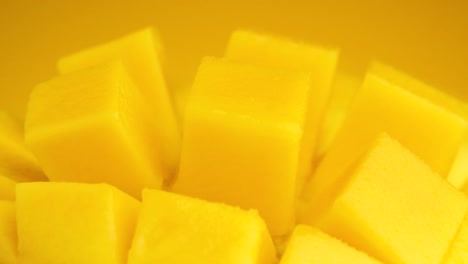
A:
[1,0,467,121]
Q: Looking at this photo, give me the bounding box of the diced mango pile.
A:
[0,27,467,264]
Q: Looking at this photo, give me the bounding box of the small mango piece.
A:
[303,74,467,213]
[16,182,140,264]
[57,27,180,176]
[280,225,381,264]
[128,189,276,264]
[173,58,310,236]
[0,201,17,264]
[0,111,46,182]
[25,61,162,198]
[314,134,468,264]
[0,175,15,200]
[225,29,339,189]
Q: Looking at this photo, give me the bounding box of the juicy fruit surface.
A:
[128,189,276,264]
[225,29,339,189]
[173,58,309,236]
[369,61,468,190]
[16,182,140,264]
[25,61,162,198]
[304,73,467,212]
[317,134,468,264]
[443,213,468,264]
[280,225,381,264]
[0,112,47,182]
[57,27,180,177]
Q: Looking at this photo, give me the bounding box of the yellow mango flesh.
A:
[173,58,310,236]
[280,225,381,264]
[128,189,276,264]
[369,61,468,189]
[316,71,362,160]
[303,74,467,214]
[57,27,180,176]
[0,201,17,264]
[0,112,46,182]
[443,213,468,264]
[316,134,468,264]
[16,182,140,264]
[448,138,468,190]
[225,30,339,189]
[25,61,163,198]
[0,175,16,200]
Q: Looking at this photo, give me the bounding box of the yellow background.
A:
[1,0,467,121]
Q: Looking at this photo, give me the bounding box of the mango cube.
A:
[369,61,468,189]
[303,74,467,212]
[173,58,310,235]
[225,29,339,188]
[128,189,276,264]
[0,175,15,200]
[58,28,180,176]
[314,134,468,264]
[280,225,381,264]
[0,201,17,264]
[0,111,46,182]
[16,182,140,264]
[442,213,468,264]
[25,61,162,198]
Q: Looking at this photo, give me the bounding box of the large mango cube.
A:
[369,61,468,189]
[173,58,310,236]
[57,27,180,176]
[128,189,276,264]
[442,213,468,264]
[0,201,17,264]
[0,175,16,200]
[25,61,162,198]
[314,134,468,264]
[280,225,381,264]
[0,111,46,182]
[303,74,467,212]
[16,182,140,264]
[225,29,339,188]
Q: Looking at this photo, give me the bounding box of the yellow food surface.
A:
[58,27,180,177]
[443,213,468,263]
[369,61,468,190]
[0,112,47,182]
[316,134,468,264]
[16,182,140,264]
[303,74,467,216]
[280,225,381,264]
[225,29,339,188]
[25,61,163,198]
[128,189,276,264]
[0,200,17,264]
[0,176,16,201]
[0,16,468,263]
[173,57,310,236]
[316,70,362,160]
